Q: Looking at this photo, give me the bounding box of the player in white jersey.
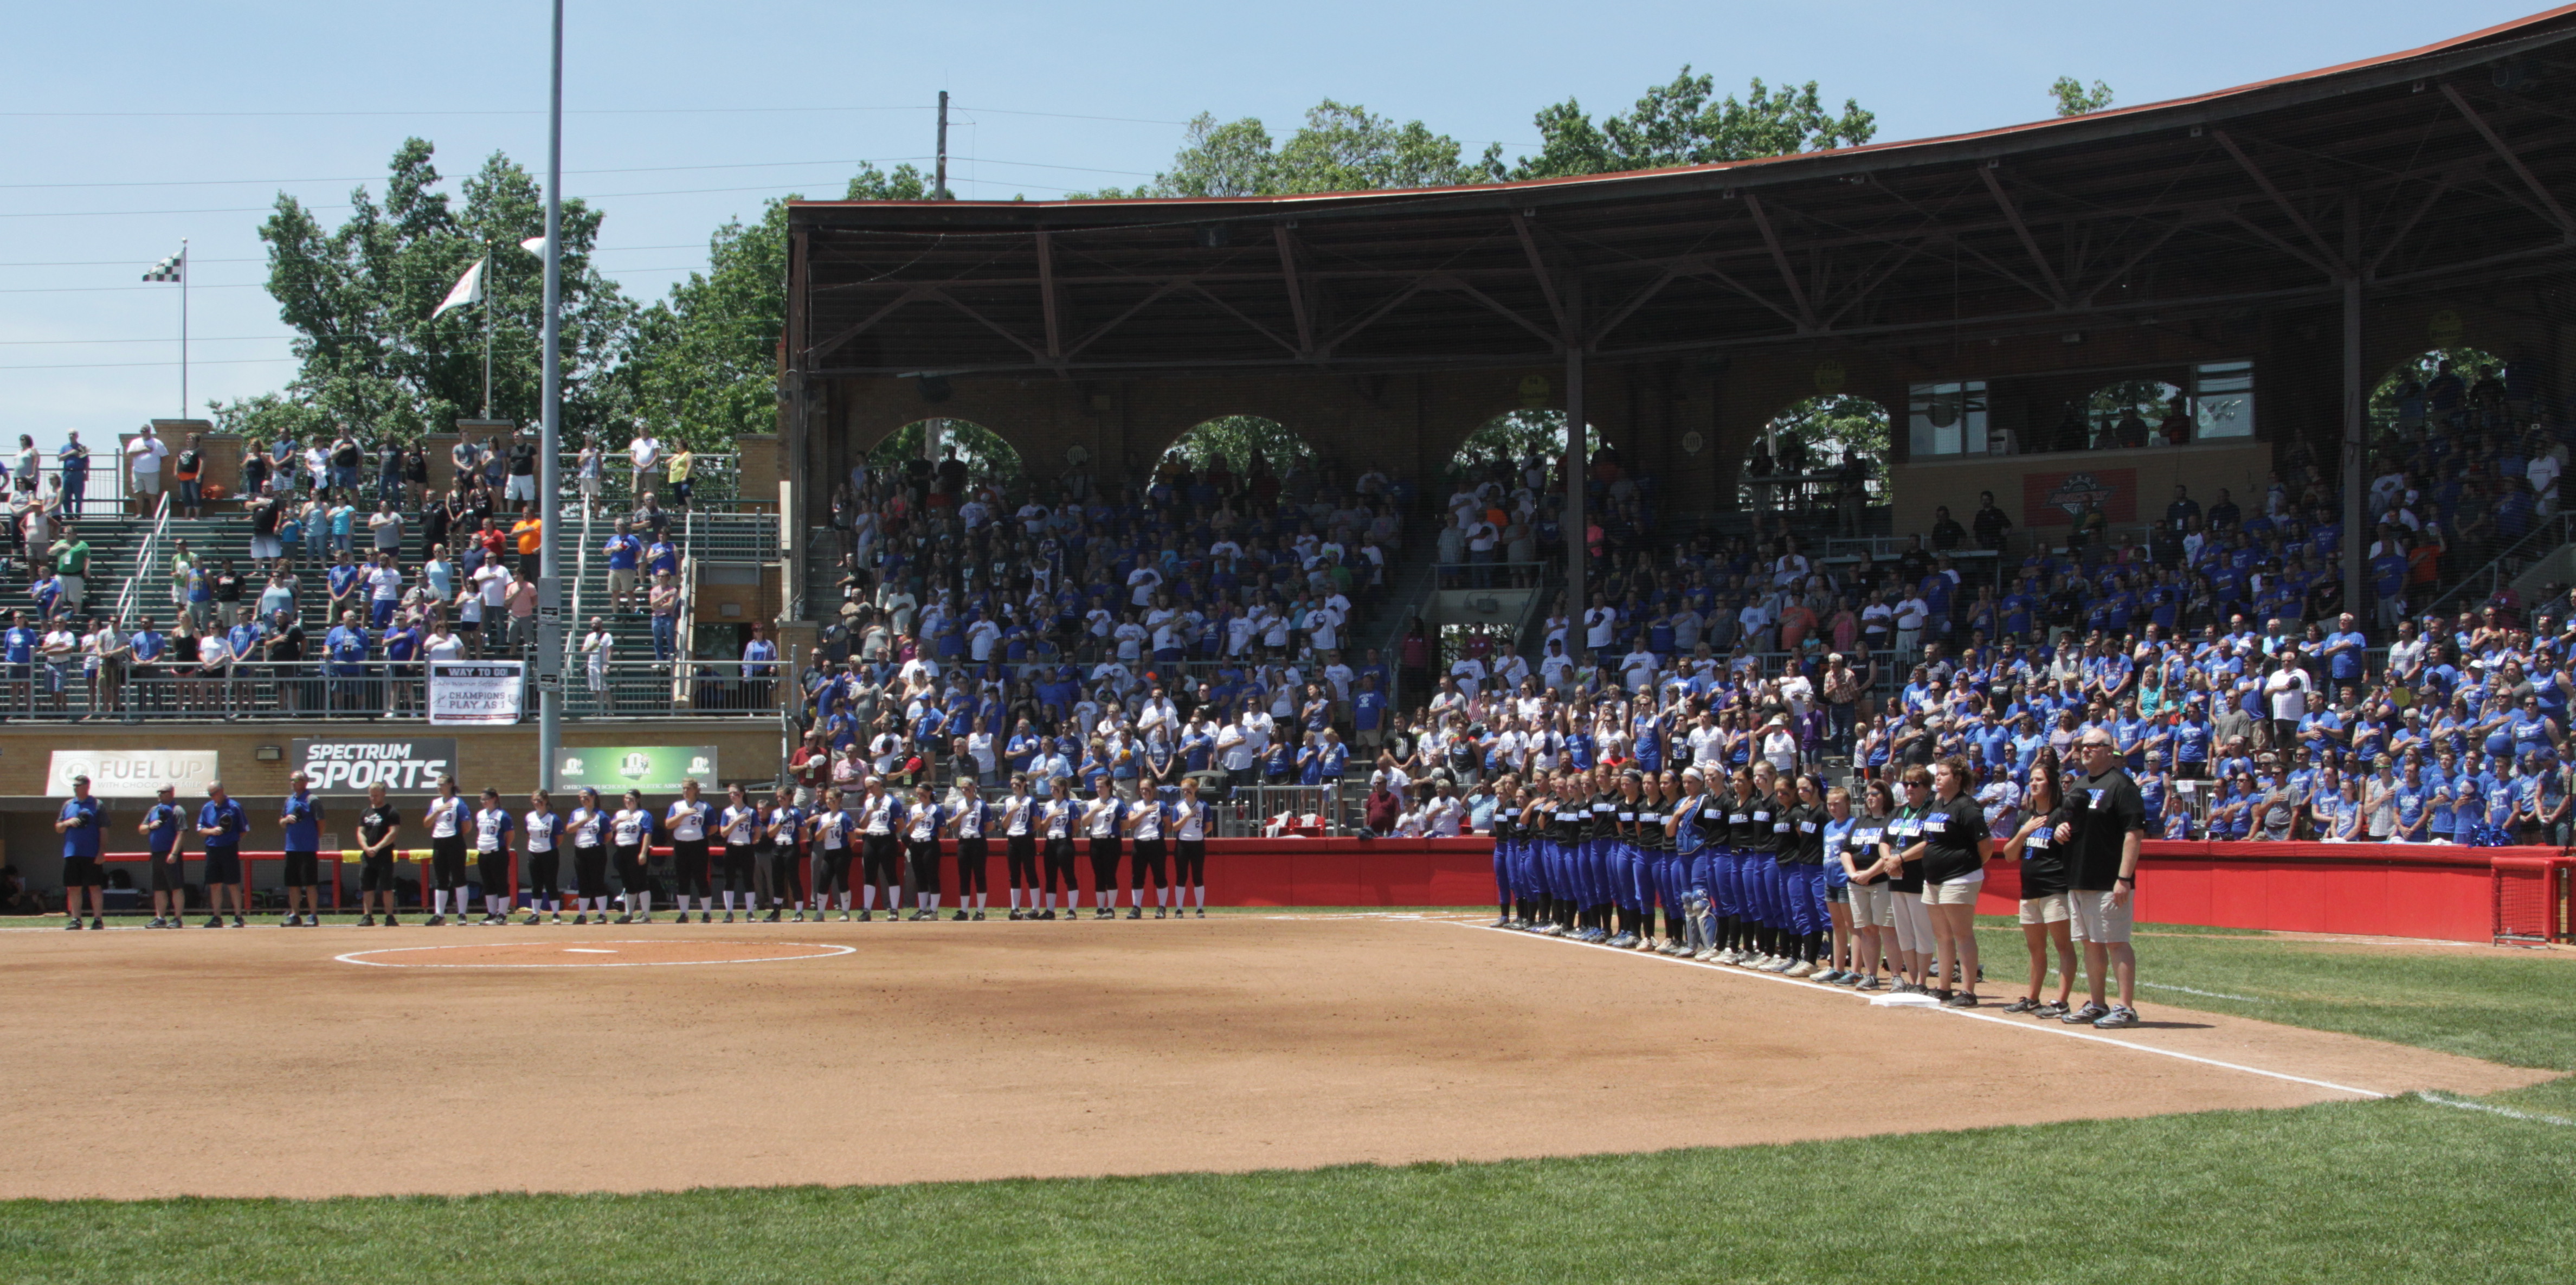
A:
[666,779,715,922]
[610,789,656,923]
[717,783,763,922]
[422,775,469,926]
[1039,776,1079,920]
[999,774,1040,919]
[948,778,994,921]
[1171,776,1210,917]
[520,789,563,924]
[808,787,854,920]
[471,788,516,925]
[1124,787,1170,918]
[854,779,901,921]
[565,787,612,924]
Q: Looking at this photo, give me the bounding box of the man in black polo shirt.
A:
[2063,730,2146,1028]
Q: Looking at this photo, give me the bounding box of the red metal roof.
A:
[791,4,2576,212]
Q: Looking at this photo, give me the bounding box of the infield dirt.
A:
[2,914,2546,1199]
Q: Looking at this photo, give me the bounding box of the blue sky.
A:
[0,0,2551,451]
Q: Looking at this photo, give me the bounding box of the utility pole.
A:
[537,0,566,792]
[935,90,951,201]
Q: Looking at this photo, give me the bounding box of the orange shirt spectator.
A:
[513,516,543,558]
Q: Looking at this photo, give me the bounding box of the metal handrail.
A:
[110,490,173,626]
[2413,511,2574,624]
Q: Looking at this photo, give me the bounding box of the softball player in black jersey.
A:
[1000,775,1040,919]
[567,788,611,924]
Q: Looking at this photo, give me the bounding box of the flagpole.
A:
[179,239,189,419]
[481,247,494,420]
[537,0,565,793]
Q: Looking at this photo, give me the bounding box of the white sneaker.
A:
[1785,961,1814,978]
[1692,947,1717,961]
[1764,956,1792,973]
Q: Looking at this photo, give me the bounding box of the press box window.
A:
[1907,381,1988,457]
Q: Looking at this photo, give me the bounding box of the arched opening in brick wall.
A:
[2371,346,2510,440]
[865,418,1026,499]
[1153,416,1322,509]
[1736,395,1890,515]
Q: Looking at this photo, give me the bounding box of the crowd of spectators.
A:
[787,446,1412,806]
[0,424,727,719]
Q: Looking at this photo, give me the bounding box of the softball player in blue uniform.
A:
[1607,773,1648,948]
[1668,768,1716,958]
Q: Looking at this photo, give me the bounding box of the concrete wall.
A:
[0,720,786,892]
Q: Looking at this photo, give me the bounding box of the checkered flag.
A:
[141,247,185,282]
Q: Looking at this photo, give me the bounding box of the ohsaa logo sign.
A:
[2021,466,2136,526]
[2046,472,2117,518]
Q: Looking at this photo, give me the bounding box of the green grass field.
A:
[5,915,2570,1284]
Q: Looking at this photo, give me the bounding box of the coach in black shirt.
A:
[2063,731,2147,1028]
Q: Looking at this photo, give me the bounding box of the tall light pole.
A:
[537,0,566,791]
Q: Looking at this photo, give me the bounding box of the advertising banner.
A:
[429,661,523,725]
[46,749,220,799]
[288,737,458,794]
[555,746,719,794]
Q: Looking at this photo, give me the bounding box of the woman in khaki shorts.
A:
[2001,749,2079,1018]
[1882,768,1933,995]
[1841,779,1897,991]
[1904,756,1993,1007]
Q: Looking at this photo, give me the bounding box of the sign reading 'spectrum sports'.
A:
[429,661,524,725]
[289,738,458,794]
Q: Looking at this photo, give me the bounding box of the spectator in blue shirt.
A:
[196,781,250,927]
[140,782,188,928]
[56,773,106,928]
[279,773,326,925]
[604,522,643,612]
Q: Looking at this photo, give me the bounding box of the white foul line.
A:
[1430,920,2390,1100]
[2413,1091,2575,1126]
[335,940,858,968]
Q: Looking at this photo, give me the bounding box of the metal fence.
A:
[1,658,787,722]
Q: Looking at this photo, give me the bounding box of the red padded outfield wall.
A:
[1201,838,2566,943]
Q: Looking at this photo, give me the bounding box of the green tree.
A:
[2050,77,2115,117]
[865,419,1023,488]
[1489,71,1876,180]
[1081,102,1476,198]
[215,138,635,446]
[620,163,931,451]
[1737,395,1889,504]
[1450,411,1570,481]
[1158,416,1316,474]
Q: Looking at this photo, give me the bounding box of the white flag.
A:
[432,257,485,319]
[520,235,547,255]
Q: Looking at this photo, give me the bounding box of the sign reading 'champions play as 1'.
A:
[289,738,459,794]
